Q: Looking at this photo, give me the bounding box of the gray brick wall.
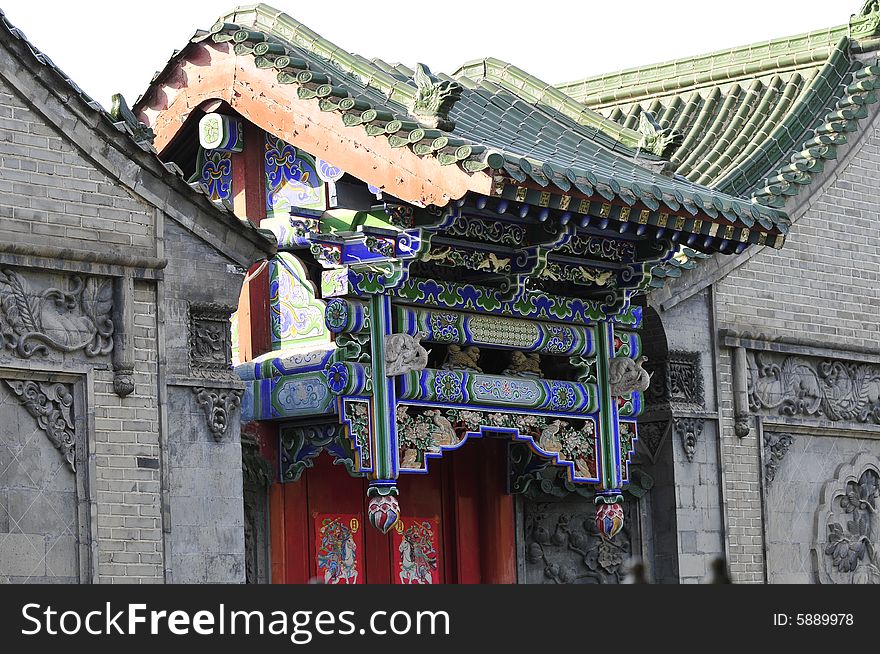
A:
[0,36,271,585]
[714,120,880,582]
[0,82,156,258]
[93,281,163,583]
[646,291,725,583]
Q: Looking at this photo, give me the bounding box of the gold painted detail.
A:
[468,315,540,349]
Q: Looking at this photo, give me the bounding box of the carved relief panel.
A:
[814,452,880,584]
[643,351,704,411]
[189,303,236,382]
[519,494,635,584]
[0,372,91,583]
[748,351,880,425]
[0,268,113,360]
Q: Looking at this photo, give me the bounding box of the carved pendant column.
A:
[112,272,135,397]
[595,320,624,539]
[366,293,400,533]
[732,346,751,438]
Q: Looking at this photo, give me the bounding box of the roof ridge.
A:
[221,3,417,106]
[557,20,852,108]
[454,57,645,151]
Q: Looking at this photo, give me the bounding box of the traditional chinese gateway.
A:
[135,4,788,583]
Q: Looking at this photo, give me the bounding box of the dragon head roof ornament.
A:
[410,63,462,131]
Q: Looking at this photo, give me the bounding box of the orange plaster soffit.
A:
[137,41,492,208]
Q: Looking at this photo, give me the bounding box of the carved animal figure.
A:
[419,246,452,263]
[442,344,482,372]
[504,350,543,378]
[385,331,429,377]
[411,63,462,130]
[609,355,652,397]
[426,409,458,447]
[539,420,565,454]
[638,111,683,159]
[475,252,511,272]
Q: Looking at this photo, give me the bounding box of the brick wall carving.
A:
[763,432,794,486]
[0,269,113,359]
[3,379,76,472]
[644,350,704,410]
[189,302,236,382]
[748,351,880,424]
[521,496,635,584]
[638,350,704,464]
[814,452,880,584]
[714,119,880,582]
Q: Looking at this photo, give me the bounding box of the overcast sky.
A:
[1,1,853,109]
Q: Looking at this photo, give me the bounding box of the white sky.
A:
[1,1,855,109]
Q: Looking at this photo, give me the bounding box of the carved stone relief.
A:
[192,386,242,440]
[674,417,703,463]
[748,351,880,424]
[634,420,669,464]
[3,379,76,472]
[814,452,880,584]
[763,432,794,486]
[384,331,429,377]
[189,303,236,381]
[609,355,651,397]
[521,497,634,584]
[0,268,113,359]
[644,351,703,409]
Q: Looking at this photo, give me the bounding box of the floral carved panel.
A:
[0,268,113,359]
[814,452,880,584]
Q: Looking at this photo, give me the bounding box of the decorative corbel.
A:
[112,273,135,397]
[732,346,750,437]
[674,417,704,463]
[193,386,243,440]
[4,379,76,472]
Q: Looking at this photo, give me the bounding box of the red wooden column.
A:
[478,439,517,583]
[230,119,283,579]
[232,120,271,361]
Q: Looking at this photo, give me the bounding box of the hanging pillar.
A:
[366,293,401,532]
[595,319,625,539]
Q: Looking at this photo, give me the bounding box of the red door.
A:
[270,438,516,583]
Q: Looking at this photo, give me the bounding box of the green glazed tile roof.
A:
[163,3,790,248]
[556,7,880,209]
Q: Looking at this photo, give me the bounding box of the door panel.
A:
[273,437,515,583]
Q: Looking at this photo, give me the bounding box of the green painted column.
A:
[594,319,624,539]
[365,292,400,533]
